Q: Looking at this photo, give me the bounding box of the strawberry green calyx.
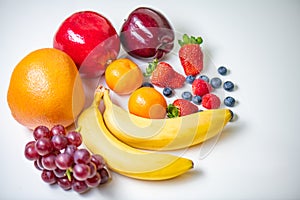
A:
[178,34,203,47]
[167,104,179,118]
[144,58,159,77]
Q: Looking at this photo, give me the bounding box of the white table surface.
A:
[1,0,300,199]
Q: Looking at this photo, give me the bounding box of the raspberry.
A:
[202,94,221,109]
[192,79,212,97]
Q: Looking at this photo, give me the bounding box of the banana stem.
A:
[93,86,105,106]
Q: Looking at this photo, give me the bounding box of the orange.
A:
[128,87,167,119]
[105,58,143,95]
[7,48,85,130]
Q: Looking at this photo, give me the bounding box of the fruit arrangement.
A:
[7,6,237,194]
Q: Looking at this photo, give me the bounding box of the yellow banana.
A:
[103,88,232,151]
[77,86,193,181]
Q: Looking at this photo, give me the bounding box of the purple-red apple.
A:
[120,7,174,60]
[53,11,120,77]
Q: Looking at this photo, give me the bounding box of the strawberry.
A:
[167,99,199,118]
[202,94,221,109]
[192,79,212,97]
[146,59,185,89]
[178,34,203,76]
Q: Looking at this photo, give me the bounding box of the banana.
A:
[103,88,232,151]
[77,86,193,181]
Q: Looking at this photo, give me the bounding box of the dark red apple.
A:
[53,11,120,77]
[120,7,174,60]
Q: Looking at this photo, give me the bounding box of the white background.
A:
[1,0,300,199]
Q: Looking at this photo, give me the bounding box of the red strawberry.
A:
[202,94,221,109]
[147,60,185,89]
[192,79,212,96]
[167,99,199,118]
[178,34,203,76]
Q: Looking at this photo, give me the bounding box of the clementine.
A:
[105,58,143,95]
[128,87,167,119]
[7,48,85,130]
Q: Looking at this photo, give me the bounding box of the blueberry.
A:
[228,109,234,121]
[163,87,173,97]
[186,75,196,84]
[224,96,236,107]
[141,82,154,88]
[218,66,227,75]
[192,95,202,105]
[223,81,234,91]
[210,77,222,89]
[181,91,192,101]
[199,75,210,83]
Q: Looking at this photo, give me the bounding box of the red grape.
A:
[74,149,91,164]
[34,159,43,171]
[53,168,66,178]
[35,156,44,170]
[35,138,53,156]
[33,126,52,140]
[64,144,77,156]
[88,162,97,178]
[73,164,90,181]
[85,172,101,188]
[41,170,56,184]
[55,153,73,170]
[24,141,39,161]
[91,154,106,170]
[57,176,72,190]
[72,180,89,194]
[41,153,57,170]
[66,131,82,147]
[51,124,66,136]
[99,168,109,184]
[51,134,68,150]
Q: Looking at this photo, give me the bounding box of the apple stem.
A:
[106,59,113,66]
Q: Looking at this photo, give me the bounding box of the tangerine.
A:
[128,87,167,119]
[7,48,85,129]
[105,58,143,95]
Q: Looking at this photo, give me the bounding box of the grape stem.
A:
[75,126,81,132]
[66,168,72,181]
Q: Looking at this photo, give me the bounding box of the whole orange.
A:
[105,58,143,95]
[128,87,167,119]
[7,48,85,130]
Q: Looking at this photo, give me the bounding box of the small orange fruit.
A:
[128,87,167,119]
[105,58,143,95]
[7,48,85,130]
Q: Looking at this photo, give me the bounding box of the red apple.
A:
[53,11,120,77]
[120,7,174,60]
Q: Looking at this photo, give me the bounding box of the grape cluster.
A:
[24,124,110,194]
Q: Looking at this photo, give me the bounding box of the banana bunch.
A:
[77,86,193,181]
[77,86,231,180]
[103,88,232,150]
